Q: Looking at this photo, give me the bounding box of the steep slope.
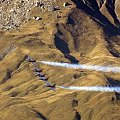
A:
[0,0,120,120]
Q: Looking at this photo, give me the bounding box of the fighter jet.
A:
[35,72,46,77]
[26,56,36,62]
[47,84,56,91]
[45,82,56,91]
[33,68,43,72]
[39,77,49,82]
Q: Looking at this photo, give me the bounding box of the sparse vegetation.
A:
[0,0,120,120]
[2,85,14,91]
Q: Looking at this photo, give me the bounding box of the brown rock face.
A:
[115,0,120,21]
[0,0,120,120]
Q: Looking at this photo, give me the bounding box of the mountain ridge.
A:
[0,0,120,120]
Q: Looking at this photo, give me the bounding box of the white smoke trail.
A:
[57,86,120,92]
[38,61,120,73]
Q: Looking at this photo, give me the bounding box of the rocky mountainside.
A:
[0,0,120,120]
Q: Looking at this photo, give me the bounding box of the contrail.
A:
[57,86,120,92]
[38,61,120,73]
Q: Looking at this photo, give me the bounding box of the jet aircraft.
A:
[33,68,43,72]
[35,72,46,77]
[45,82,56,91]
[39,77,49,82]
[26,56,36,62]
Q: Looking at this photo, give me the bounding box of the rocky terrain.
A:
[0,0,120,120]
